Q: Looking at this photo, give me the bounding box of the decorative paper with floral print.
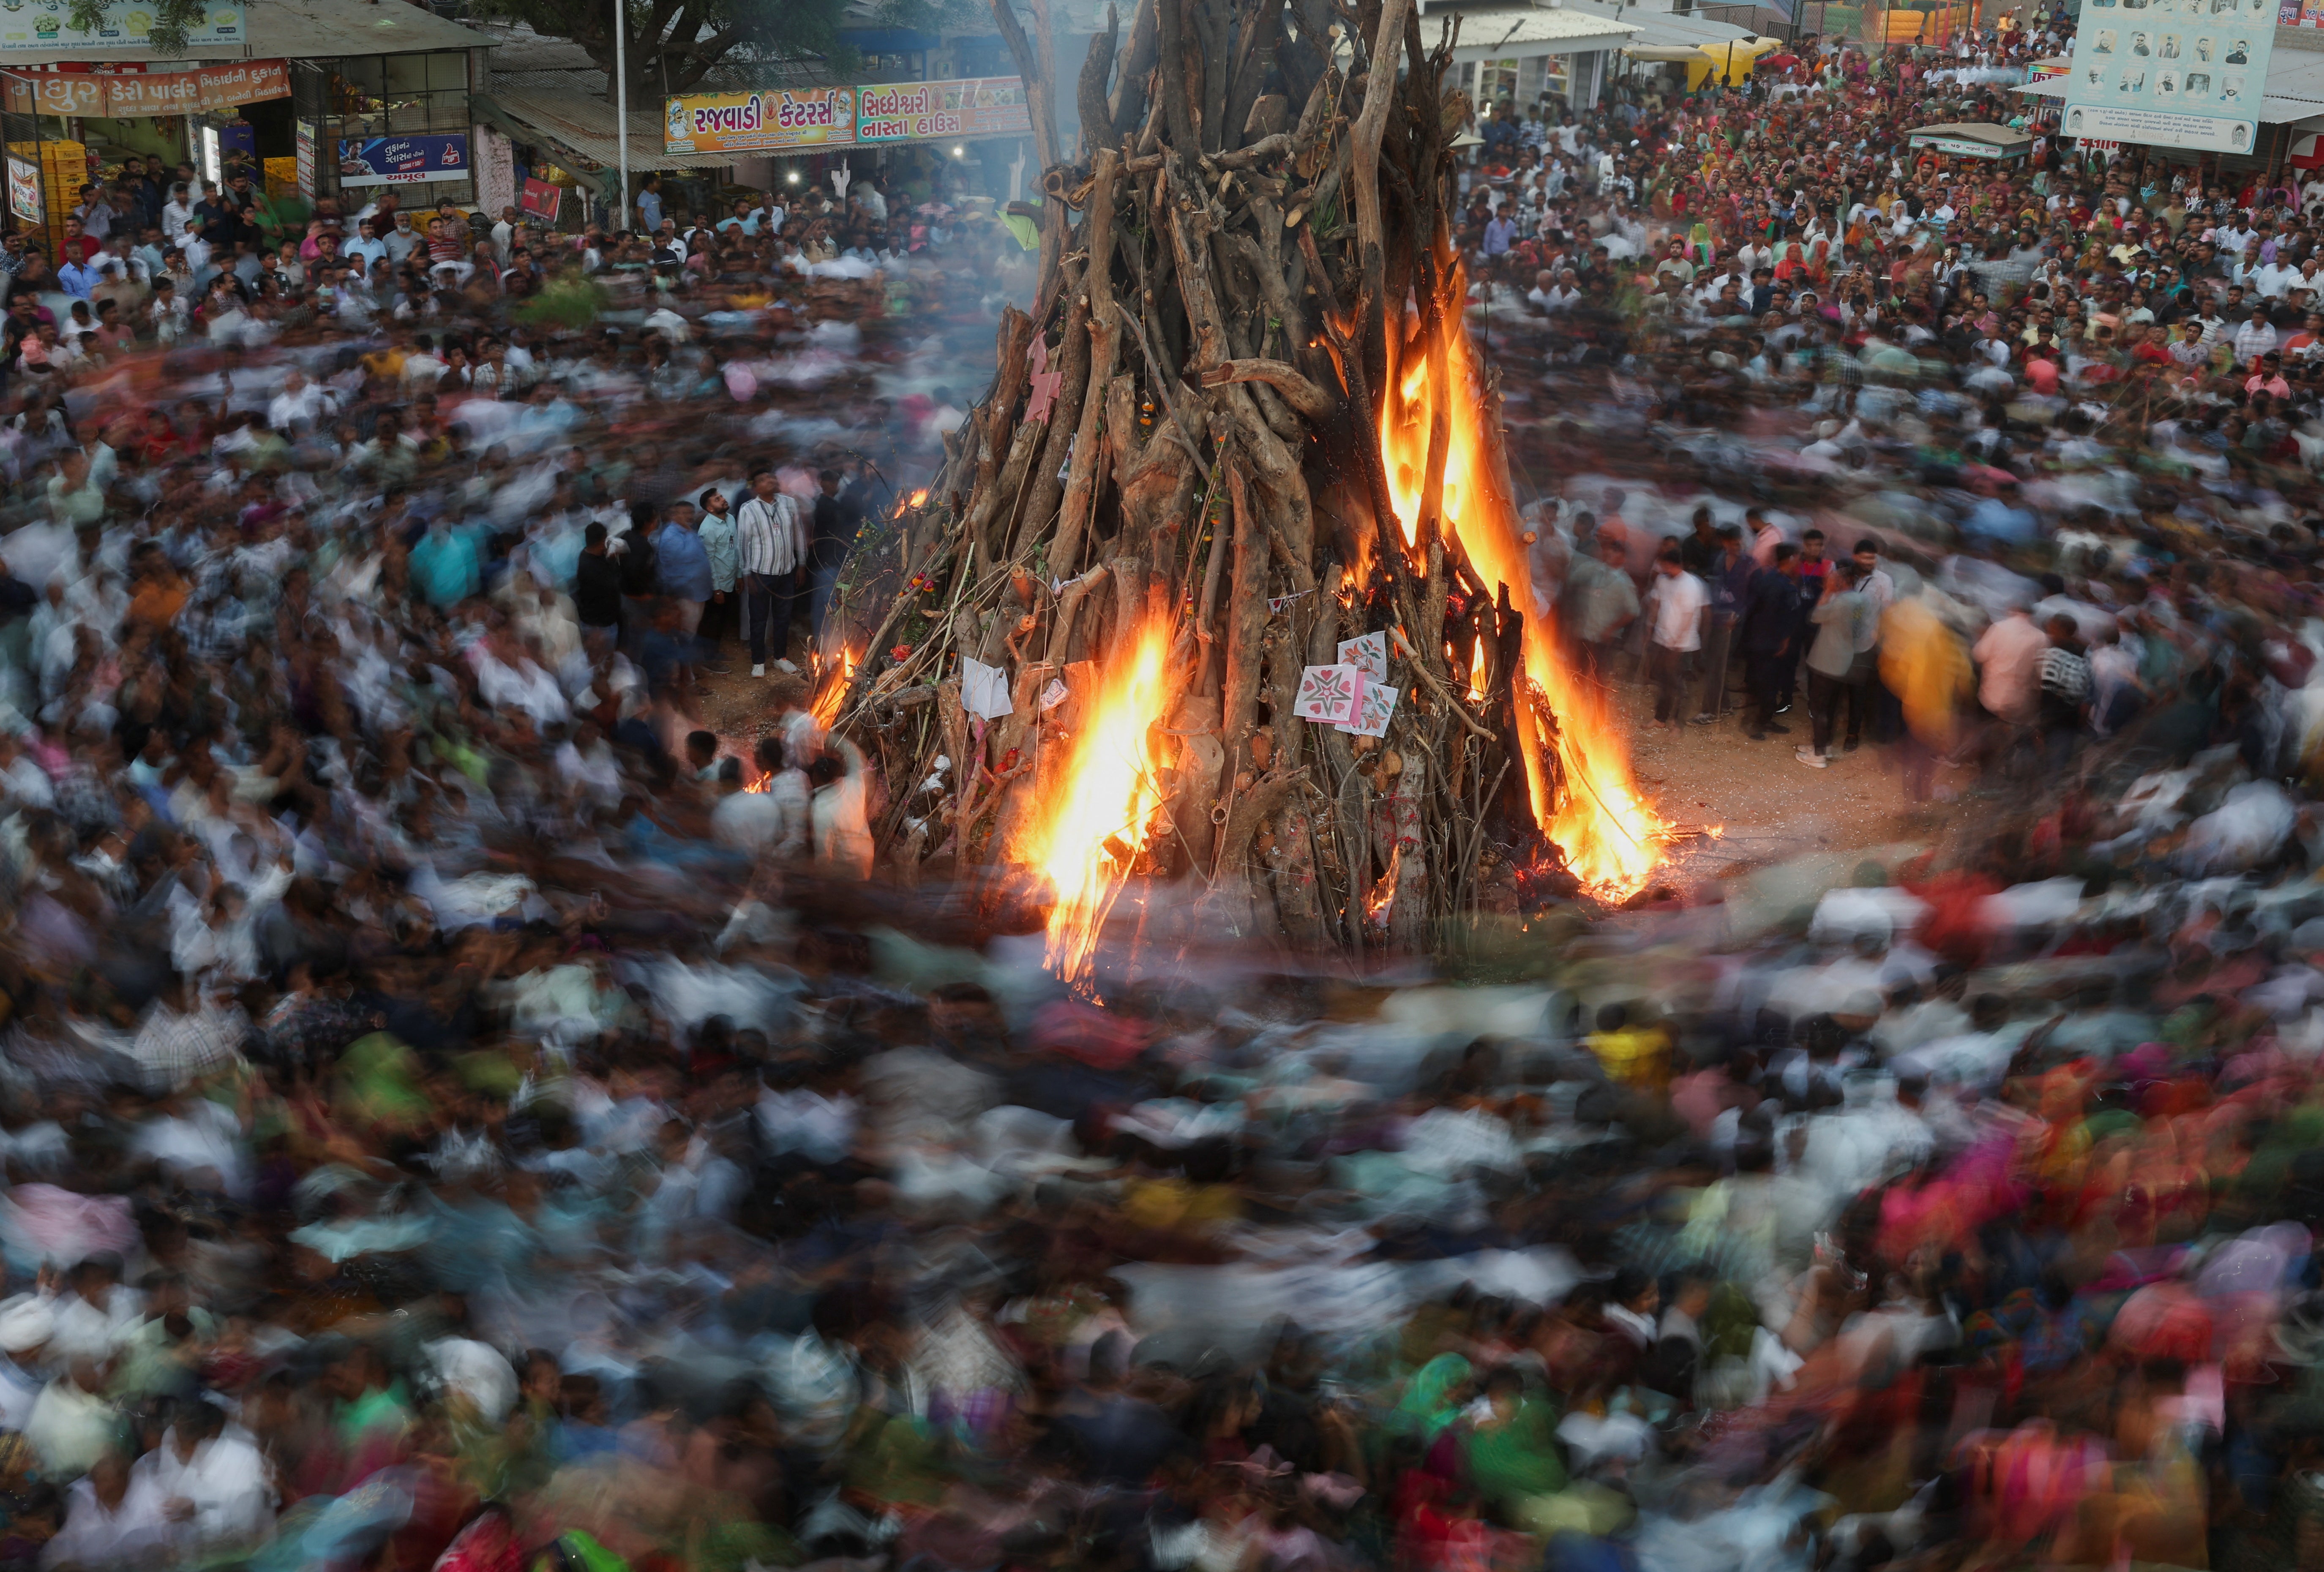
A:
[1336,632,1389,683]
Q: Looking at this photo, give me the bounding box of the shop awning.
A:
[472,80,727,174]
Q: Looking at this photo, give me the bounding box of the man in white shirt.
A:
[1644,544,1708,729]
[2232,304,2280,366]
[711,735,809,858]
[401,333,447,392]
[134,1400,275,1558]
[266,368,332,433]
[2248,254,2302,299]
[160,183,196,244]
[735,466,806,676]
[49,1257,139,1368]
[45,1453,172,1569]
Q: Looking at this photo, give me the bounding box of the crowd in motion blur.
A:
[11,10,2324,1572]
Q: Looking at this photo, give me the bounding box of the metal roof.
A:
[2266,47,2324,126]
[0,0,491,65]
[246,0,494,59]
[1438,6,1639,63]
[473,75,730,174]
[1559,0,1753,49]
[1907,121,2033,147]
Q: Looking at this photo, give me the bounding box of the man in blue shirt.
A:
[343,217,388,274]
[653,500,727,675]
[56,253,100,300]
[409,515,481,609]
[635,174,664,236]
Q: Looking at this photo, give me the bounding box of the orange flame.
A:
[1017,616,1175,982]
[1364,846,1400,929]
[810,647,856,726]
[1376,303,1667,899]
[894,487,930,519]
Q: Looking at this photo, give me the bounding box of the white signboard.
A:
[0,0,243,52]
[2062,0,2268,156]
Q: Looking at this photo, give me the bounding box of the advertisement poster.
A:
[663,87,854,155]
[295,121,315,200]
[2062,0,2272,155]
[0,0,243,52]
[5,156,38,226]
[855,76,1031,144]
[3,58,288,119]
[521,176,562,223]
[338,133,470,187]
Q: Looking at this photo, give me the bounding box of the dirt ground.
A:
[1612,674,1973,894]
[694,652,814,749]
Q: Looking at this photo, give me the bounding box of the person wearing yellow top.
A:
[1879,591,1971,804]
[1585,1002,1669,1092]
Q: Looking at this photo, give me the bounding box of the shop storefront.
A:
[0,0,492,239]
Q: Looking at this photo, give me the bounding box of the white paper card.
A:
[1293,663,1364,725]
[1336,683,1401,738]
[961,656,1015,720]
[1337,631,1389,683]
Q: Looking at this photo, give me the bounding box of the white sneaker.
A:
[1794,746,1827,769]
[751,664,766,677]
[776,658,800,674]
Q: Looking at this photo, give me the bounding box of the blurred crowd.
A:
[4,16,2324,1572]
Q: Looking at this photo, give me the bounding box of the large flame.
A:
[810,647,856,726]
[1377,310,1667,898]
[1019,616,1175,981]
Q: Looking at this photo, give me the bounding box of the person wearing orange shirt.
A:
[123,544,187,632]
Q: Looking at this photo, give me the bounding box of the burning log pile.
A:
[818,0,1667,972]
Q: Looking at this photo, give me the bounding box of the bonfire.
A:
[816,0,1667,976]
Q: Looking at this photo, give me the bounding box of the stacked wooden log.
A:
[824,0,1569,954]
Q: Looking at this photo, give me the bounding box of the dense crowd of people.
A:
[1,13,2324,1572]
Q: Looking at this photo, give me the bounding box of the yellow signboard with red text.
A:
[663,76,1031,155]
[663,87,856,156]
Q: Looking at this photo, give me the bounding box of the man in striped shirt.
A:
[736,466,806,676]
